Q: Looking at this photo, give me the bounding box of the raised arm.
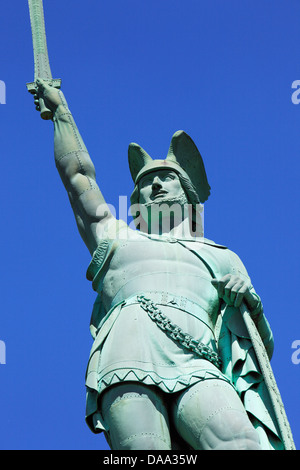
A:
[33,79,116,254]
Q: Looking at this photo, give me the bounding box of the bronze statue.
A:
[27,0,295,451]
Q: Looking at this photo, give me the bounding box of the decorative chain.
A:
[137,295,222,369]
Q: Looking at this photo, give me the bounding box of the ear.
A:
[128,142,153,182]
[166,130,211,203]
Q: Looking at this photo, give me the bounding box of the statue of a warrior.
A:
[28,73,296,450]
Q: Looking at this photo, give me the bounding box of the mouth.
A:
[151,190,168,200]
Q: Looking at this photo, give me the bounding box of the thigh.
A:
[171,379,261,450]
[100,382,172,450]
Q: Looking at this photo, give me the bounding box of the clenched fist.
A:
[32,78,67,115]
[211,274,260,313]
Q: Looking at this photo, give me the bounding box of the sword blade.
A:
[26,0,61,120]
[28,0,52,80]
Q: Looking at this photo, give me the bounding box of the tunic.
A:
[84,223,273,440]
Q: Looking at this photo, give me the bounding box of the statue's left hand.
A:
[211,274,259,311]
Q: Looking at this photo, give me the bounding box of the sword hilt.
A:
[27,78,62,120]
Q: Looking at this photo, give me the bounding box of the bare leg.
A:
[172,379,261,450]
[100,382,172,450]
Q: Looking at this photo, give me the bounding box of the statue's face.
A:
[138,169,185,205]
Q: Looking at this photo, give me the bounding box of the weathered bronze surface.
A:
[27,2,295,450]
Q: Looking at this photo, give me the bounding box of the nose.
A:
[152,176,163,191]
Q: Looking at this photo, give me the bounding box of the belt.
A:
[112,290,215,334]
[136,294,222,370]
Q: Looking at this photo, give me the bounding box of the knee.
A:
[211,428,262,450]
[201,410,262,450]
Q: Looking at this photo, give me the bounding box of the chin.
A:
[145,193,188,208]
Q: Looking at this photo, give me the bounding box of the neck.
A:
[141,216,197,238]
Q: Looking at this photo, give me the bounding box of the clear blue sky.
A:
[0,0,299,450]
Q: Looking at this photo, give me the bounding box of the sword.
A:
[26,0,61,120]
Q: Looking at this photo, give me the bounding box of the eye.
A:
[140,177,152,187]
[163,173,175,181]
